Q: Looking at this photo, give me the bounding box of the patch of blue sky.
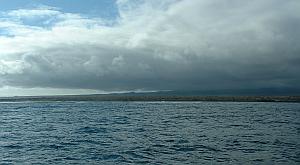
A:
[0,0,120,19]
[0,0,120,29]
[13,15,58,29]
[0,28,13,37]
[0,14,52,31]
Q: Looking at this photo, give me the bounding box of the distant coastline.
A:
[1,95,300,102]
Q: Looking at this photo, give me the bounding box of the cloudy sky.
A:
[0,0,299,96]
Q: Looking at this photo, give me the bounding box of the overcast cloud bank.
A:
[0,0,299,96]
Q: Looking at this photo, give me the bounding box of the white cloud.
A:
[6,7,60,18]
[0,60,28,75]
[0,86,104,97]
[0,0,299,95]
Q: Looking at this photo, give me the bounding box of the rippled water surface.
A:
[0,101,299,164]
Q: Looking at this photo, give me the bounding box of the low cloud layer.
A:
[0,0,300,94]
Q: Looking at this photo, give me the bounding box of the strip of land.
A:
[0,95,300,102]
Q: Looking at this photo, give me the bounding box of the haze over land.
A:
[0,0,300,96]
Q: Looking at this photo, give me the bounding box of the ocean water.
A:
[0,101,299,164]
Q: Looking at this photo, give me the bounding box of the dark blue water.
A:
[0,101,299,164]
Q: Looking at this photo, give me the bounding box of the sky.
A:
[0,0,299,96]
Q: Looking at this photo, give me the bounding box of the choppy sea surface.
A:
[0,101,299,164]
